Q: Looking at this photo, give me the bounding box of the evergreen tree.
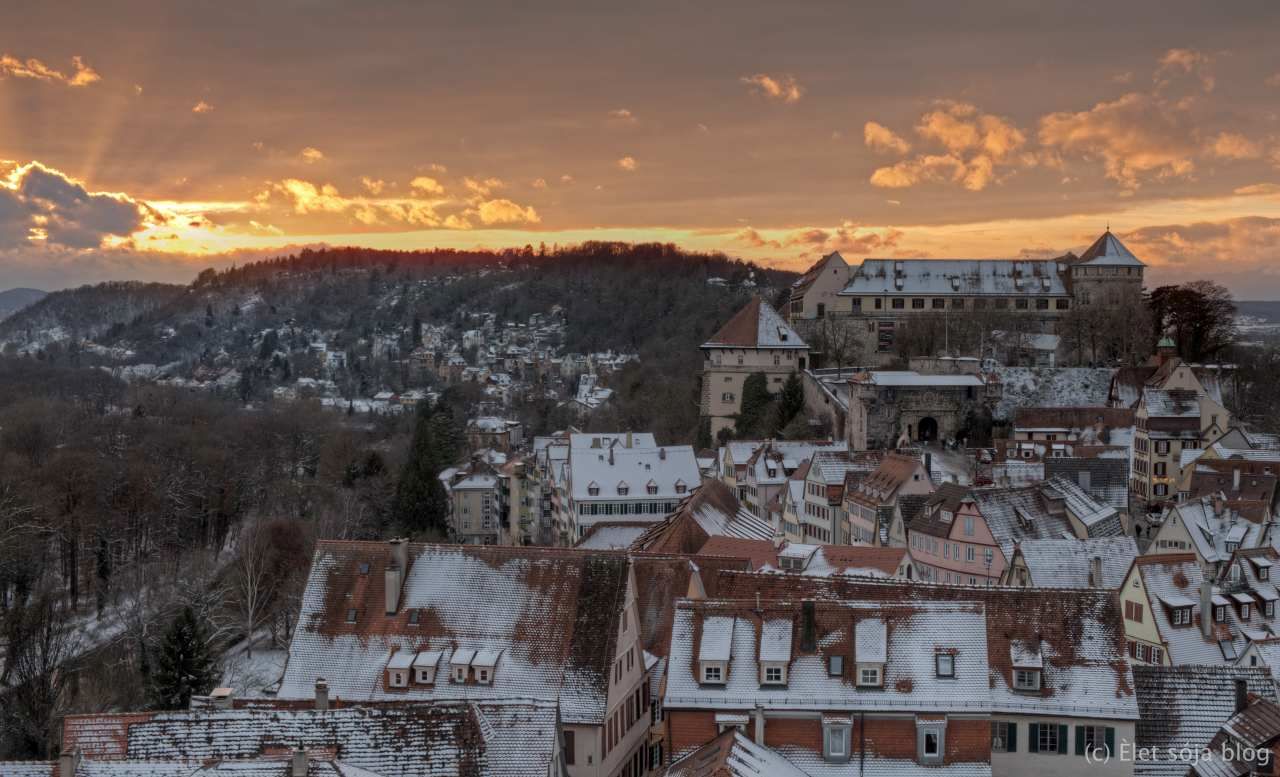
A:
[778,372,805,427]
[392,402,450,534]
[150,606,216,710]
[735,372,772,437]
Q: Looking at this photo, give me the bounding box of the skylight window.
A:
[935,653,955,678]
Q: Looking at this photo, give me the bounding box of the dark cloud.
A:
[3,163,146,249]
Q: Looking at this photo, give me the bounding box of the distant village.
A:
[6,231,1280,777]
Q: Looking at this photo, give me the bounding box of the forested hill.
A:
[0,242,794,362]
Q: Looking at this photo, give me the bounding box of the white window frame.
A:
[856,663,883,687]
[762,663,785,685]
[935,653,955,678]
[1013,669,1041,691]
[823,724,851,762]
[918,725,945,765]
[701,662,724,684]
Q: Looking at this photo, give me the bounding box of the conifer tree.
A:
[392,402,450,534]
[150,606,216,710]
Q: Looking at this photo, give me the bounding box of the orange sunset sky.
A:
[2,1,1280,294]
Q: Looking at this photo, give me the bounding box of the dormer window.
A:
[451,648,477,683]
[386,652,413,688]
[587,482,600,496]
[1216,605,1227,622]
[472,649,501,685]
[1261,567,1271,581]
[646,480,658,495]
[413,650,442,684]
[828,655,844,676]
[823,717,852,763]
[408,609,420,625]
[858,664,883,686]
[699,615,733,685]
[1010,640,1043,692]
[675,480,688,494]
[917,718,946,765]
[761,663,786,685]
[854,618,887,687]
[935,652,955,678]
[1013,669,1041,691]
[616,482,629,496]
[1171,607,1192,626]
[345,608,358,624]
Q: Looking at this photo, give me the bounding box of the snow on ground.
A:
[220,633,287,695]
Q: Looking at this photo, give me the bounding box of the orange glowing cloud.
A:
[740,73,803,103]
[0,53,100,86]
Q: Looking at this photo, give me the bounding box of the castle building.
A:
[787,230,1145,361]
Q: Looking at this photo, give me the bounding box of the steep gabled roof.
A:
[1134,666,1276,776]
[1015,537,1139,588]
[278,542,629,725]
[664,729,811,777]
[631,481,774,555]
[702,297,808,350]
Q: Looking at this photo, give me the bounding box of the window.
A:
[1015,299,1029,310]
[932,298,945,309]
[1080,726,1114,758]
[408,609,420,625]
[857,664,882,687]
[1034,723,1061,753]
[892,298,905,310]
[721,392,735,402]
[919,725,944,764]
[1171,607,1191,626]
[828,655,844,676]
[1124,600,1144,623]
[702,664,723,683]
[963,516,974,536]
[358,562,371,575]
[1267,601,1275,618]
[991,721,1016,752]
[1036,298,1049,310]
[1014,669,1041,691]
[1056,299,1069,310]
[823,724,850,762]
[935,652,955,678]
[345,608,358,623]
[1261,566,1271,581]
[388,669,407,687]
[1216,605,1227,622]
[912,298,925,309]
[563,731,575,765]
[952,298,965,309]
[966,546,975,562]
[763,665,784,685]
[476,668,491,684]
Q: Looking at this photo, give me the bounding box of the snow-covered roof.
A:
[698,616,735,662]
[569,444,700,503]
[1134,666,1276,777]
[665,730,813,777]
[854,371,984,388]
[702,297,809,350]
[278,542,629,725]
[854,618,887,663]
[712,573,1139,721]
[1075,231,1145,267]
[60,702,561,777]
[666,600,988,714]
[840,258,1070,297]
[759,619,793,663]
[1015,536,1139,589]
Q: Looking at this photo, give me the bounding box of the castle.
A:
[787,230,1145,362]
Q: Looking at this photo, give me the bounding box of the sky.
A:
[2,0,1280,295]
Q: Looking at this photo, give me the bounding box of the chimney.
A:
[799,601,816,652]
[923,452,932,477]
[659,447,667,461]
[1235,678,1249,714]
[291,747,308,777]
[1201,579,1215,639]
[1088,557,1103,588]
[1233,469,1241,492]
[608,445,615,466]
[385,565,402,615]
[59,749,81,777]
[314,678,329,711]
[210,687,233,709]
[389,538,409,573]
[753,705,765,744]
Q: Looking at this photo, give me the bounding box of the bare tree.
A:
[3,594,79,758]
[230,520,275,658]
